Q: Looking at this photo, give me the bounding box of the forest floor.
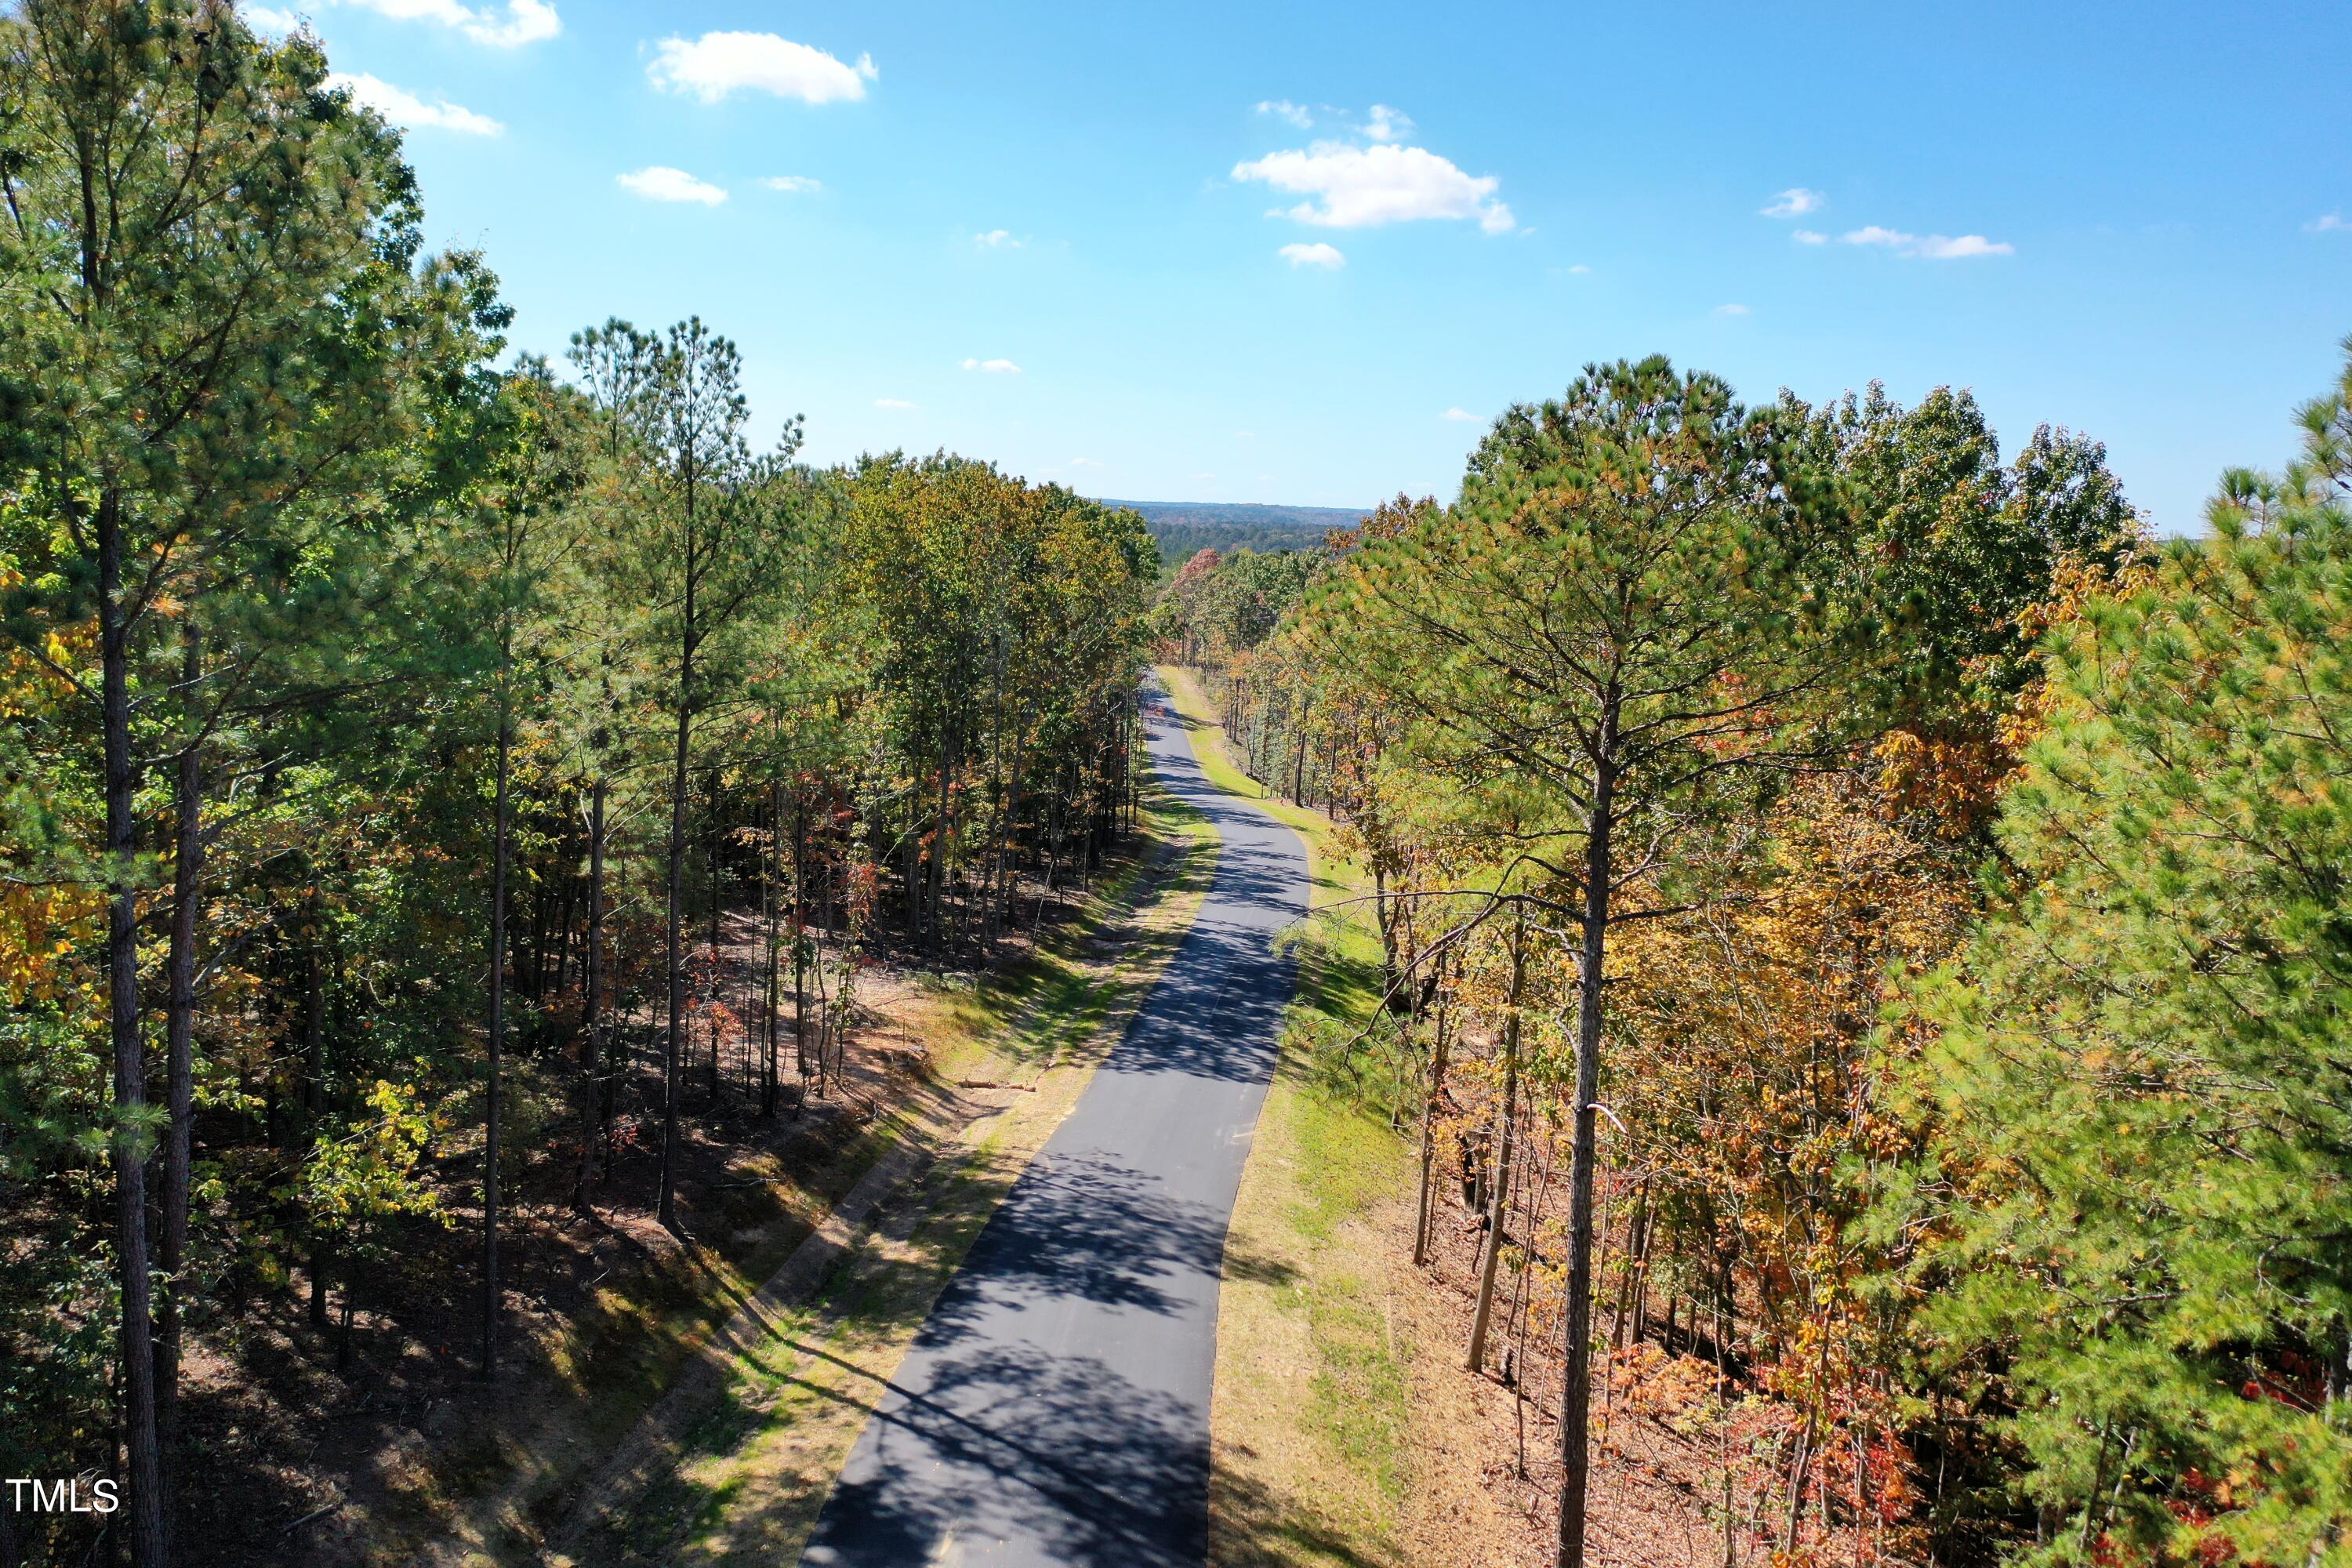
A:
[1163,665,1858,1568]
[171,778,1211,1568]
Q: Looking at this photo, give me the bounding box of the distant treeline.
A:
[1100,499,1366,576]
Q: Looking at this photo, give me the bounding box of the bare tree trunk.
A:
[1465,926,1525,1372]
[1613,1179,1650,1351]
[999,710,1025,933]
[659,630,694,1230]
[155,615,204,1551]
[932,726,953,954]
[1413,956,1454,1268]
[706,772,723,1103]
[482,703,513,1378]
[97,486,169,1568]
[1290,691,1310,802]
[335,1243,360,1378]
[793,797,810,1083]
[1558,725,1619,1568]
[762,781,781,1116]
[573,778,608,1210]
[303,911,331,1335]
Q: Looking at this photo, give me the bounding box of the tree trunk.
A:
[309,1236,333,1329]
[762,781,781,1117]
[706,772,722,1102]
[659,601,695,1230]
[1412,956,1454,1269]
[1557,727,1618,1568]
[335,1252,359,1378]
[1613,1180,1651,1352]
[97,487,168,1567]
[1290,692,1310,802]
[1465,927,1525,1373]
[482,703,512,1377]
[302,904,326,1120]
[793,797,810,1083]
[572,778,608,1211]
[155,615,204,1549]
[303,910,331,1337]
[932,726,953,954]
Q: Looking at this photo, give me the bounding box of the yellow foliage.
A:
[0,883,97,1005]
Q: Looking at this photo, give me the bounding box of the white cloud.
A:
[617,166,727,205]
[1235,141,1513,234]
[648,31,877,104]
[1360,103,1413,142]
[1568,263,1591,274]
[1439,407,1477,422]
[1255,99,1312,129]
[1915,233,2013,258]
[873,397,916,410]
[1841,224,2013,259]
[1279,241,1345,268]
[1761,187,1824,219]
[1715,303,1751,316]
[1792,229,1827,245]
[335,0,557,47]
[975,229,1022,248]
[761,175,823,193]
[328,72,503,135]
[960,358,1021,373]
[1069,456,1102,468]
[1190,472,1217,481]
[245,4,299,33]
[2308,212,2348,233]
[1235,430,1254,440]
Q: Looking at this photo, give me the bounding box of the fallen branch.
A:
[281,1495,344,1536]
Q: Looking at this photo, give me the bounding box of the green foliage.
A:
[1308,356,1860,892]
[302,1079,448,1238]
[1886,341,2352,1566]
[1786,383,2143,722]
[0,9,1157,1550]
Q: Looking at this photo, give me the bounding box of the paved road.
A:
[800,678,1308,1568]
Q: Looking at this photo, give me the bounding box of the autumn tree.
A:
[1306,358,1863,1566]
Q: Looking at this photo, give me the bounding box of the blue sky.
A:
[266,0,2349,532]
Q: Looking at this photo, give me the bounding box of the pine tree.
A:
[1308,357,1864,1565]
[1889,339,2352,1566]
[570,318,802,1232]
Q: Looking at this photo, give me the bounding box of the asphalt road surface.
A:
[800,677,1308,1568]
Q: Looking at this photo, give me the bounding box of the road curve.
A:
[800,677,1308,1568]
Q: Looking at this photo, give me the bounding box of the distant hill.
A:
[1098,499,1374,576]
